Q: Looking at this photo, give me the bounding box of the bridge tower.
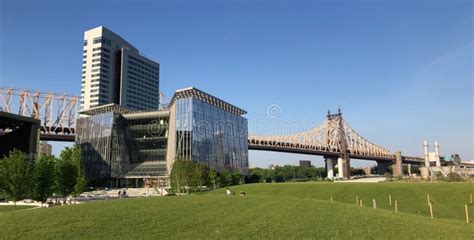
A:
[326,109,351,179]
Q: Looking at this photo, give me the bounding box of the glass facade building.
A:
[76,112,130,181]
[174,97,248,173]
[76,87,249,187]
[76,104,169,187]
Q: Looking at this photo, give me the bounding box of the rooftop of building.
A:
[84,26,159,64]
[79,103,169,118]
[169,87,247,116]
[79,87,246,117]
[85,26,136,50]
[79,103,135,116]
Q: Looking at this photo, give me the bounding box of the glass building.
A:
[76,104,169,187]
[76,87,248,187]
[172,94,248,173]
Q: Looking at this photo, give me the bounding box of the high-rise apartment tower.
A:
[81,26,159,111]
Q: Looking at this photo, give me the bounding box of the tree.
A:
[56,159,77,197]
[262,169,274,183]
[296,166,304,179]
[230,172,241,186]
[218,169,232,187]
[0,149,33,209]
[32,155,56,205]
[56,147,78,197]
[71,146,86,198]
[170,159,186,195]
[208,169,218,189]
[194,163,209,192]
[170,159,212,194]
[246,168,263,183]
[185,161,198,192]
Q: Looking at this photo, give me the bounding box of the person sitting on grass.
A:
[226,187,232,196]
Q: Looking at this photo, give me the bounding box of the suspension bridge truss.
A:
[0,88,79,141]
[248,109,424,165]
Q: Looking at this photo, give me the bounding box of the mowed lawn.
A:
[0,205,35,213]
[0,183,472,239]
[208,182,474,221]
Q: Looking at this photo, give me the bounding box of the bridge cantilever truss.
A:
[0,88,79,141]
[249,109,422,163]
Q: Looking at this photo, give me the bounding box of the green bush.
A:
[435,171,444,181]
[445,173,462,182]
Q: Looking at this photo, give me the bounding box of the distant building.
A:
[269,164,278,170]
[299,160,311,168]
[39,141,52,156]
[81,26,160,111]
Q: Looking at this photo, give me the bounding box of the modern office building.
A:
[166,87,248,174]
[75,87,248,187]
[81,26,160,111]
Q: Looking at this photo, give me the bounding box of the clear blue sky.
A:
[1,0,472,167]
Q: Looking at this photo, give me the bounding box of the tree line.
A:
[170,159,243,194]
[246,165,327,183]
[169,161,331,194]
[0,146,86,208]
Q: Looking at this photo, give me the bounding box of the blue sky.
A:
[0,0,472,167]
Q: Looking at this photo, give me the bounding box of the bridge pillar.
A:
[341,157,351,179]
[325,157,335,179]
[376,161,391,175]
[392,151,403,177]
[338,158,344,178]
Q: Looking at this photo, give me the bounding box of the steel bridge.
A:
[249,109,424,178]
[1,88,425,177]
[248,109,426,163]
[0,88,78,141]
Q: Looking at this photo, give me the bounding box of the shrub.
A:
[435,171,444,181]
[445,173,462,182]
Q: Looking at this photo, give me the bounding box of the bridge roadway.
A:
[248,144,424,164]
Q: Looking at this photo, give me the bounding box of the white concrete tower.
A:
[423,140,430,167]
[434,142,440,167]
[338,157,343,178]
[326,158,334,179]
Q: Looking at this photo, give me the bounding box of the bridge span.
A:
[248,109,424,178]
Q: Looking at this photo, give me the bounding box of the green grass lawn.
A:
[0,182,472,239]
[0,205,35,213]
[208,182,474,221]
